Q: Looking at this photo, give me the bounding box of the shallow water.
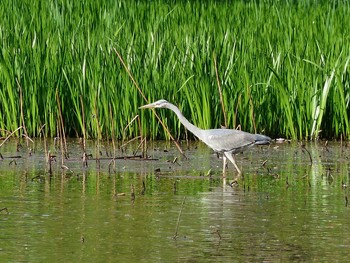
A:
[0,138,349,262]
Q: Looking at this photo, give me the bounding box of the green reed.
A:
[0,0,349,141]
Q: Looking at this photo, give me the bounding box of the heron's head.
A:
[139,99,170,109]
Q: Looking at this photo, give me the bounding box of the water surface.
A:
[0,139,349,262]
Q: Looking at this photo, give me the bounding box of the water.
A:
[0,139,349,262]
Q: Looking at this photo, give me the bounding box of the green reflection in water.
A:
[0,140,349,262]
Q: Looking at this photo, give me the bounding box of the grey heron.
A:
[139,99,271,176]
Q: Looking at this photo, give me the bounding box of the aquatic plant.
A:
[0,0,349,140]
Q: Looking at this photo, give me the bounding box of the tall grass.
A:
[0,0,349,140]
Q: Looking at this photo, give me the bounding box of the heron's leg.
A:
[223,152,241,174]
[222,155,227,174]
[222,155,228,187]
[222,174,227,188]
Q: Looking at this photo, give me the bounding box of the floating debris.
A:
[342,180,347,189]
[9,160,17,166]
[300,143,312,165]
[0,207,9,214]
[215,229,222,240]
[205,169,212,177]
[275,138,291,144]
[141,181,146,195]
[262,160,268,167]
[131,184,135,201]
[31,175,44,182]
[173,196,186,240]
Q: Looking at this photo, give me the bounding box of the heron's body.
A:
[140,99,271,176]
[198,128,268,153]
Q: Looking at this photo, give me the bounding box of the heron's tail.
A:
[254,134,272,145]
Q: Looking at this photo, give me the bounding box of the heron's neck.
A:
[166,104,203,138]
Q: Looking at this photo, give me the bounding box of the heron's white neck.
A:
[165,103,203,138]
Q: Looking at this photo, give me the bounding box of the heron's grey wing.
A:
[202,129,256,153]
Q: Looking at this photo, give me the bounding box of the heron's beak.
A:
[139,103,154,109]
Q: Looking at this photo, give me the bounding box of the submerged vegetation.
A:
[0,0,349,140]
